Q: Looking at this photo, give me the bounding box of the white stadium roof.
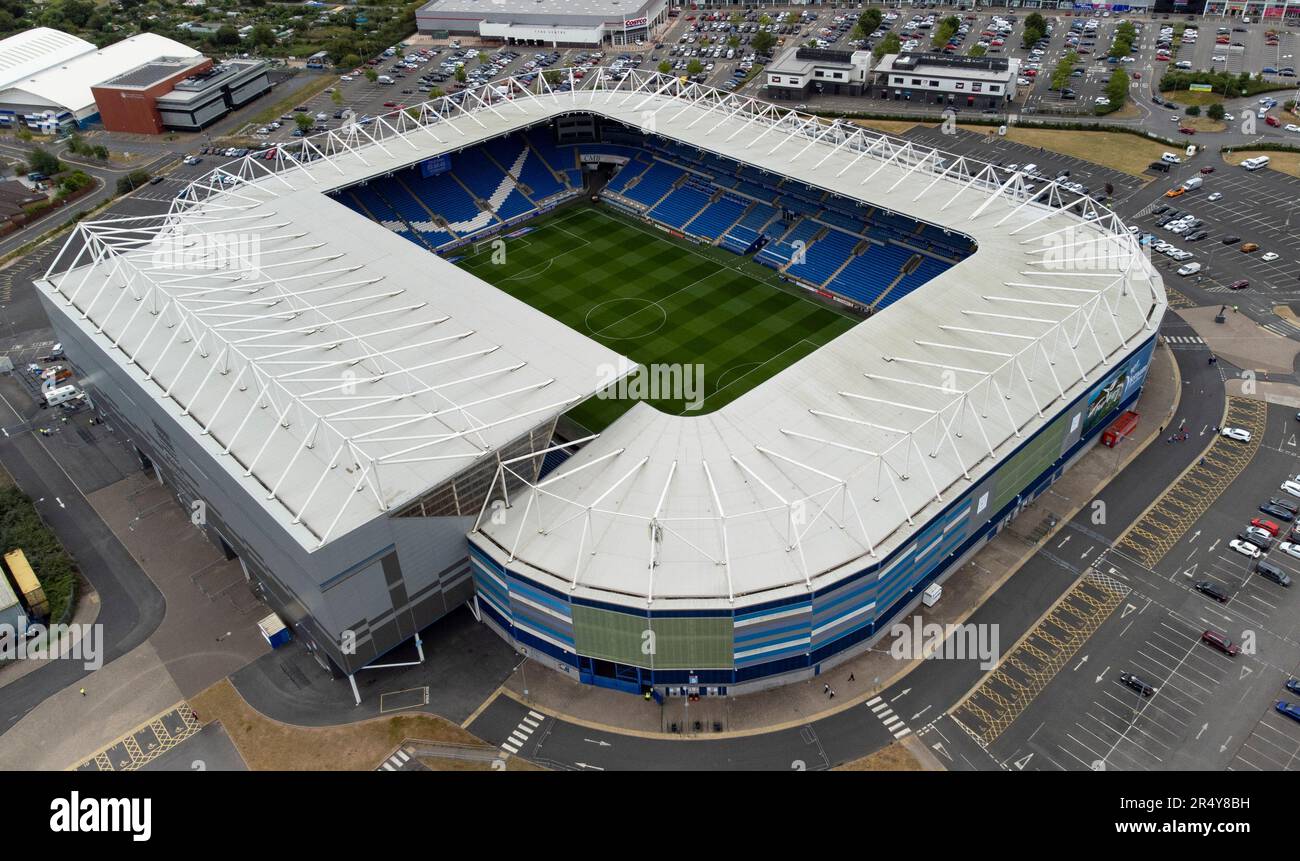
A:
[0,32,200,117]
[43,72,1163,587]
[0,28,96,93]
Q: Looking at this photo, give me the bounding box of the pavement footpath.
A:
[488,340,1182,740]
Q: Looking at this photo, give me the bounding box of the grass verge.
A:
[1222,149,1300,178]
[189,679,533,770]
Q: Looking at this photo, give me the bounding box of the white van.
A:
[1021,163,1038,175]
[1282,480,1300,498]
[1182,176,1203,191]
[1177,261,1203,276]
[1161,152,1182,165]
[43,385,80,407]
[1242,155,1270,170]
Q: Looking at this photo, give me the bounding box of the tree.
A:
[342,54,361,70]
[116,171,151,194]
[214,24,240,47]
[455,66,467,83]
[1206,102,1225,121]
[1025,13,1047,34]
[331,89,344,105]
[728,35,740,50]
[968,44,987,58]
[784,12,799,26]
[92,144,108,160]
[752,31,775,56]
[364,68,378,82]
[28,148,62,177]
[878,32,902,57]
[658,60,671,74]
[295,113,314,132]
[1185,104,1201,116]
[57,170,92,196]
[249,24,276,49]
[428,86,444,100]
[687,58,703,76]
[853,9,882,41]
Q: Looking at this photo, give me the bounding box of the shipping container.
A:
[3,549,48,618]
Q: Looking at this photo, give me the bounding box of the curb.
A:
[492,341,1185,742]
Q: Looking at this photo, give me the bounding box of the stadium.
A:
[36,69,1164,699]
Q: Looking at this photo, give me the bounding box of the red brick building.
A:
[91,57,213,134]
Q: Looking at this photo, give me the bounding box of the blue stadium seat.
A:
[785,229,859,287]
[684,195,747,241]
[755,218,821,269]
[649,186,712,230]
[619,161,684,208]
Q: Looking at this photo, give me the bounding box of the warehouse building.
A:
[416,0,669,46]
[0,30,201,132]
[92,58,272,134]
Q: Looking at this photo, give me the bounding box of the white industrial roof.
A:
[0,28,96,93]
[420,0,658,20]
[0,33,200,116]
[42,71,1163,580]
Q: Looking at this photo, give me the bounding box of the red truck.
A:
[1102,410,1139,447]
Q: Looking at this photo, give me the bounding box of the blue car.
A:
[1277,701,1300,723]
[1287,679,1300,695]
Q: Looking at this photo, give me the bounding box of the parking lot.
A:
[1129,159,1300,302]
[932,398,1300,771]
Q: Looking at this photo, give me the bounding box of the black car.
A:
[1120,672,1156,697]
[1222,235,1241,245]
[1195,580,1230,603]
[1260,502,1296,522]
[1271,497,1300,515]
[1256,561,1292,587]
[1186,230,1208,242]
[1151,204,1169,215]
[1239,530,1273,550]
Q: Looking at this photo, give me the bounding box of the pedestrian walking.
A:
[829,689,835,699]
[824,683,830,694]
[848,673,855,683]
[79,688,85,697]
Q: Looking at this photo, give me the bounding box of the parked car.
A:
[1221,427,1251,442]
[1276,701,1300,723]
[1119,672,1156,697]
[1260,503,1295,522]
[1228,539,1261,559]
[1251,518,1281,536]
[1202,630,1241,655]
[1255,560,1292,587]
[1241,242,1259,252]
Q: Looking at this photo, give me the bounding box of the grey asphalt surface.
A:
[466,341,1227,770]
[142,723,249,772]
[1,17,1297,769]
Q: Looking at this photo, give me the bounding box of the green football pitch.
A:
[455,206,857,431]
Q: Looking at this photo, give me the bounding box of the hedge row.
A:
[0,486,78,624]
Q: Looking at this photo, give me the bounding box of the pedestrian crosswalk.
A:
[1263,322,1300,338]
[866,695,912,740]
[376,746,425,771]
[500,709,544,756]
[1163,334,1205,346]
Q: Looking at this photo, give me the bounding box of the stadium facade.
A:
[38,69,1163,699]
[417,0,669,46]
